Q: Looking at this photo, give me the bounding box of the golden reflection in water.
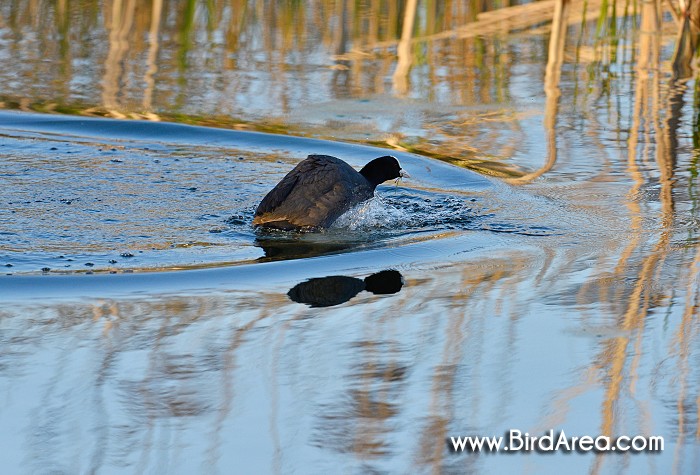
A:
[506,0,570,185]
[142,0,162,119]
[0,237,696,473]
[589,2,670,472]
[673,244,700,471]
[0,0,653,177]
[391,0,417,96]
[414,258,527,471]
[5,0,700,472]
[102,0,136,117]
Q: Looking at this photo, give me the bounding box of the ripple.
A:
[0,111,561,275]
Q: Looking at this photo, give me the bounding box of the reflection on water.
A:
[3,0,700,474]
[0,0,580,176]
[256,234,361,261]
[288,269,404,307]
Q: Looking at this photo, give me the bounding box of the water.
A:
[2,1,700,473]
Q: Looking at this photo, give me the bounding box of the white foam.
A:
[332,196,408,231]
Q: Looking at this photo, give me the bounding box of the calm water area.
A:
[1,0,699,473]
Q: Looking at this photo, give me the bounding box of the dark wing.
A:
[255,166,301,217]
[254,155,371,228]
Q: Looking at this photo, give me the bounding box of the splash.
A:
[332,196,408,231]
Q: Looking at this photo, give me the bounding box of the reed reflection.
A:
[5,0,700,472]
[0,0,586,177]
[102,0,136,117]
[287,269,404,307]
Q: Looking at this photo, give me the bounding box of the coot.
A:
[253,154,407,230]
[287,270,404,307]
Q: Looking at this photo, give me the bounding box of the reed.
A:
[0,0,698,177]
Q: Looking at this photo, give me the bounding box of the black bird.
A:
[253,154,407,230]
[287,270,404,307]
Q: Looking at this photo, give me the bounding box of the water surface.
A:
[2,1,700,474]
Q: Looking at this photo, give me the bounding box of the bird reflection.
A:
[288,270,404,307]
[255,236,358,261]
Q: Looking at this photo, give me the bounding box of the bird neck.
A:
[359,166,384,189]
